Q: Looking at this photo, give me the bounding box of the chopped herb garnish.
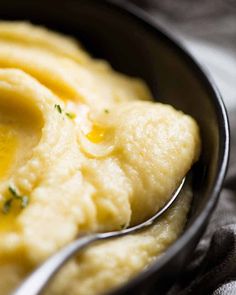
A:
[9,186,22,200]
[120,224,126,230]
[8,186,17,197]
[54,104,76,120]
[66,112,76,119]
[54,104,62,114]
[104,109,109,114]
[1,186,29,214]
[2,199,13,214]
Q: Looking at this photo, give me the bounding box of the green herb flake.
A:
[54,104,62,114]
[104,109,109,114]
[2,198,13,214]
[9,186,22,200]
[66,112,76,119]
[8,186,17,197]
[3,186,30,213]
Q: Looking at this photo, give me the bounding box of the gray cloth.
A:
[126,0,236,294]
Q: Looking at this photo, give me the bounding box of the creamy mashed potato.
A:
[0,22,200,295]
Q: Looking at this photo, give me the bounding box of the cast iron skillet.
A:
[0,0,229,294]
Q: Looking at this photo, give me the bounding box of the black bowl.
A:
[0,0,229,294]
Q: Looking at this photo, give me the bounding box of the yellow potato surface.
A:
[0,22,200,295]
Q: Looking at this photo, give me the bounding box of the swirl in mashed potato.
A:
[0,22,200,295]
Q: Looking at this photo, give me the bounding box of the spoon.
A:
[13,178,185,295]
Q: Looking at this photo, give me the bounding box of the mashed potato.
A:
[0,22,200,295]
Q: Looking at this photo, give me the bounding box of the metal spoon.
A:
[13,178,185,295]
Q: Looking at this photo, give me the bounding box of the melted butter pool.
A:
[86,125,106,143]
[0,125,18,180]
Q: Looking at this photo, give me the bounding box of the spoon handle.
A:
[13,234,102,295]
